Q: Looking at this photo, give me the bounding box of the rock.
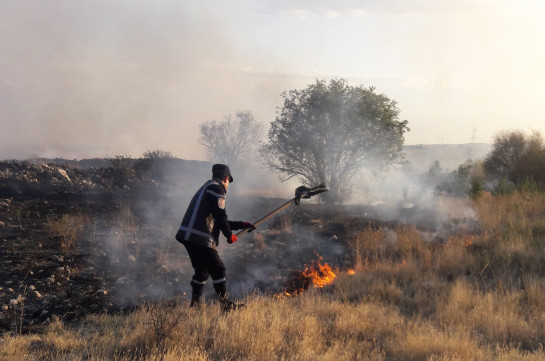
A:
[57,168,71,182]
[29,285,36,291]
[128,255,136,262]
[1,305,8,311]
[0,221,4,227]
[51,255,64,263]
[9,299,18,306]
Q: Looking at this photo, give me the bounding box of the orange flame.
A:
[347,269,356,275]
[302,255,336,288]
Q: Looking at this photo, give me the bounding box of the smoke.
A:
[68,144,487,305]
[0,1,294,160]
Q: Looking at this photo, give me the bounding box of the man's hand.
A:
[228,234,238,244]
[242,222,256,233]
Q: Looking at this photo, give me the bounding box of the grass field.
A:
[2,190,545,360]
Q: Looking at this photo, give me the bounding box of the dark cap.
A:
[212,164,233,183]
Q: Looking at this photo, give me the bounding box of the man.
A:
[175,164,254,310]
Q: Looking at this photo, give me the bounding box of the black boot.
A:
[213,280,244,312]
[190,282,204,308]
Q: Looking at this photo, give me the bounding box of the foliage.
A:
[199,110,264,176]
[142,149,173,160]
[261,79,409,203]
[107,154,135,186]
[135,149,175,181]
[484,130,545,189]
[436,160,485,198]
[469,176,483,200]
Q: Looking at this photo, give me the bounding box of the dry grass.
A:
[3,190,545,360]
[45,213,90,251]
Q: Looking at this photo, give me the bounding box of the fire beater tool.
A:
[235,183,328,237]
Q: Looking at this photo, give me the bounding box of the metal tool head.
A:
[294,183,328,205]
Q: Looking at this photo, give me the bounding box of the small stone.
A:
[51,255,64,263]
[128,255,136,262]
[9,299,18,306]
[1,305,8,311]
[29,285,36,291]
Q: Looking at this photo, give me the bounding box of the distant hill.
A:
[7,143,491,198]
[20,143,491,172]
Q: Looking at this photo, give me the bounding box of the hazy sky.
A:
[1,0,544,160]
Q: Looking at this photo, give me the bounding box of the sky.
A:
[1,0,544,160]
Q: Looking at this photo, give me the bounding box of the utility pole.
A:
[470,125,480,158]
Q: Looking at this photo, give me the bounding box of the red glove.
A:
[228,234,238,244]
[242,222,256,232]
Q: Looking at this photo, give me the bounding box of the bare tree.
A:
[199,111,264,176]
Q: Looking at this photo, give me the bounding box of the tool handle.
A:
[235,198,295,237]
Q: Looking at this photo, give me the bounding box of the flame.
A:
[347,269,356,275]
[278,254,338,298]
[283,289,304,297]
[302,255,336,288]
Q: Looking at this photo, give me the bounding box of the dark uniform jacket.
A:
[175,179,243,248]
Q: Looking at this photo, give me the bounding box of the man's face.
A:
[221,177,230,190]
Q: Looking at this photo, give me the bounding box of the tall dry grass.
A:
[2,190,545,360]
[46,213,90,251]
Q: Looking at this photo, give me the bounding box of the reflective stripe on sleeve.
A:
[213,278,226,284]
[179,226,214,241]
[191,279,207,285]
[206,189,225,198]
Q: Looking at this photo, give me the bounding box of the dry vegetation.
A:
[2,190,545,360]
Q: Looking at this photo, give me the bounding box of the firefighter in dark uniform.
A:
[175,164,254,310]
